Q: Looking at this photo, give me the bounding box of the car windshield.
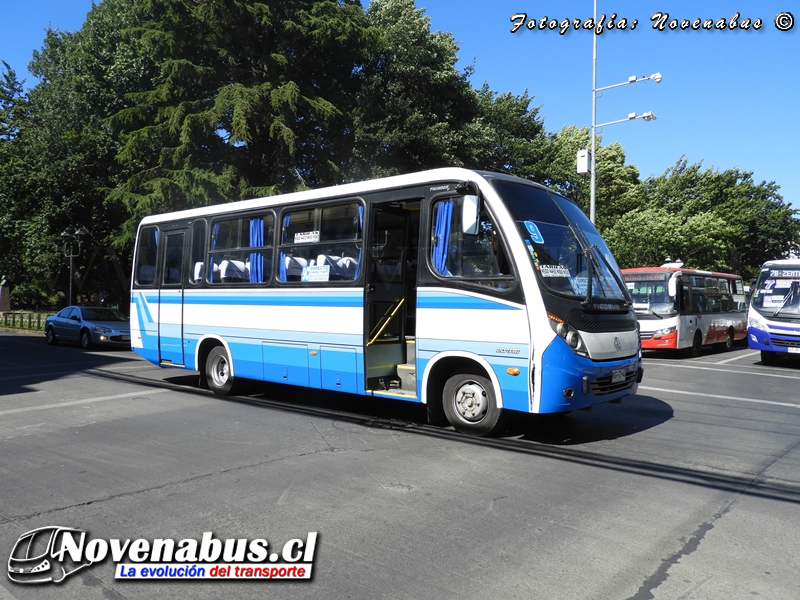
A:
[491,179,628,304]
[80,308,128,322]
[622,272,676,316]
[751,266,800,316]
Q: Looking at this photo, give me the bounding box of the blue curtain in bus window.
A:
[432,200,453,276]
[354,205,364,279]
[249,217,264,283]
[210,222,220,282]
[279,214,291,282]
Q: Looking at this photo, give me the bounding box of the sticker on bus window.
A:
[626,282,635,289]
[763,295,786,307]
[295,231,320,244]
[571,277,588,295]
[774,280,795,288]
[539,264,570,277]
[301,264,330,282]
[524,221,544,244]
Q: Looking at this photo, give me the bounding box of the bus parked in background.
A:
[622,263,747,357]
[748,259,800,365]
[130,168,642,436]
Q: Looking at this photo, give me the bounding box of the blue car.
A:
[44,306,131,349]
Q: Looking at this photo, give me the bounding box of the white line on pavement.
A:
[639,386,800,409]
[714,351,760,365]
[0,389,169,417]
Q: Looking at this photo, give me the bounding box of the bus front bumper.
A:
[748,327,800,354]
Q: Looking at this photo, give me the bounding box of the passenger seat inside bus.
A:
[219,259,249,282]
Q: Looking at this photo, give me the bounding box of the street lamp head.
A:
[61,231,70,240]
[75,229,85,239]
[642,111,657,121]
[651,72,663,83]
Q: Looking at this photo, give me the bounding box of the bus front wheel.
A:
[685,331,703,358]
[205,346,237,396]
[761,350,777,366]
[442,372,504,437]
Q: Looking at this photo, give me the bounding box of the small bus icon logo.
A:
[7,526,92,584]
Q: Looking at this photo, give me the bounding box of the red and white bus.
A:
[621,263,747,356]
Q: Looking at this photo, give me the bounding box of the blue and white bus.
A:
[748,259,800,365]
[130,168,642,436]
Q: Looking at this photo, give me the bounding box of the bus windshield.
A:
[622,272,676,316]
[751,265,800,317]
[492,179,628,305]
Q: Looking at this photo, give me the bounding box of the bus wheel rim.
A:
[210,354,229,387]
[452,380,488,423]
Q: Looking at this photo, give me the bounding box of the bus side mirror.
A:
[668,277,677,298]
[461,195,480,235]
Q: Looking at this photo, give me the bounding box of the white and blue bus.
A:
[130,168,642,436]
[748,259,800,365]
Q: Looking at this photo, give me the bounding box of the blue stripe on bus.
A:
[417,292,520,311]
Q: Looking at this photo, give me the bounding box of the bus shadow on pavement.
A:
[163,373,671,447]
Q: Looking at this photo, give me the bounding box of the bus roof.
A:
[137,167,553,227]
[621,266,742,279]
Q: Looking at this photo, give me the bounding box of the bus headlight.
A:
[548,312,588,357]
[654,326,676,337]
[748,313,768,332]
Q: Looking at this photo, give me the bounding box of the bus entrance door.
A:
[364,202,419,396]
[158,230,186,366]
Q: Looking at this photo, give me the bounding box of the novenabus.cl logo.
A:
[7,526,93,584]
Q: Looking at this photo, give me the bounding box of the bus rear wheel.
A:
[205,346,237,396]
[442,372,504,437]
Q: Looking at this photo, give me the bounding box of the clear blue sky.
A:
[1,0,798,210]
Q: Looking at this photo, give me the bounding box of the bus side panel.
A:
[130,291,160,365]
[184,289,364,391]
[416,289,530,413]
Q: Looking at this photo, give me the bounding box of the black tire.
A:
[205,346,237,396]
[442,371,504,437]
[715,328,734,352]
[685,331,702,358]
[761,350,777,366]
[79,328,93,350]
[45,327,58,345]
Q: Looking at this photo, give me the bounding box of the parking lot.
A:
[1,332,799,599]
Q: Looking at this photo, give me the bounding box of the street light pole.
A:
[61,230,85,306]
[589,0,661,224]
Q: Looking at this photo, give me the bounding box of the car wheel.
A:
[442,371,504,437]
[45,327,58,345]
[205,346,238,396]
[79,329,93,350]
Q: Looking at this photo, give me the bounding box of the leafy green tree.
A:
[641,158,799,278]
[548,125,643,230]
[110,0,374,243]
[603,206,737,271]
[348,0,478,179]
[0,0,147,307]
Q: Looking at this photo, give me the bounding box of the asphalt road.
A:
[1,331,799,600]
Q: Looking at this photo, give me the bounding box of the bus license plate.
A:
[611,370,626,383]
[789,347,800,354]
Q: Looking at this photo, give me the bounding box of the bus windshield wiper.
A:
[773,283,797,317]
[572,223,632,307]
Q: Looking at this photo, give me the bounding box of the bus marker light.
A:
[505,368,520,376]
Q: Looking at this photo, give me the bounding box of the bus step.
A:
[396,363,416,393]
